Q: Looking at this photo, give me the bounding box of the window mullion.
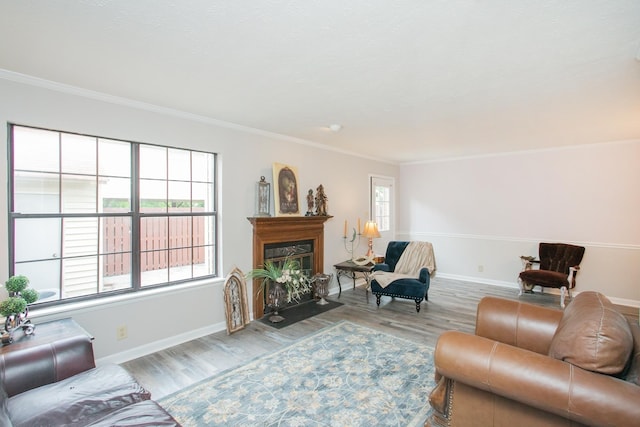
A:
[131,143,141,290]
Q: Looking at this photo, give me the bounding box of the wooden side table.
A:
[0,318,92,352]
[333,260,375,297]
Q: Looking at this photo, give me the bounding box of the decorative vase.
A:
[312,273,331,305]
[267,281,287,323]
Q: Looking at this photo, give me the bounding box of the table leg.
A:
[335,269,345,298]
[362,271,371,300]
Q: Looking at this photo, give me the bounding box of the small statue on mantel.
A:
[315,184,328,216]
[306,189,315,216]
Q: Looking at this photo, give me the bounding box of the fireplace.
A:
[262,240,314,309]
[248,216,332,319]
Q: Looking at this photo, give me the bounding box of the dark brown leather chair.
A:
[519,242,585,307]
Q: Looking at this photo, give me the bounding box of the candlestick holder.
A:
[343,228,361,260]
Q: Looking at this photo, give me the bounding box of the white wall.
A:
[0,75,398,361]
[397,141,640,306]
[3,73,638,363]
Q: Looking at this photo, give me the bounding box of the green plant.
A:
[246,257,312,303]
[5,275,29,294]
[21,288,39,304]
[1,275,38,317]
[0,297,27,317]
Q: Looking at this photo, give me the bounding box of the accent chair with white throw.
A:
[369,241,435,312]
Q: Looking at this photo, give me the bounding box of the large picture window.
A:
[8,124,217,305]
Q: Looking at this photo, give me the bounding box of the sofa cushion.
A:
[7,364,150,427]
[519,269,572,289]
[0,388,12,427]
[548,291,633,375]
[86,400,180,426]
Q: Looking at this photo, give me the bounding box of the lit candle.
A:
[344,220,347,238]
[358,218,361,234]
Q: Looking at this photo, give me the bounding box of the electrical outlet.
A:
[116,325,128,340]
[478,265,484,272]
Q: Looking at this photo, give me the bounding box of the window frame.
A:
[369,174,395,242]
[7,124,219,308]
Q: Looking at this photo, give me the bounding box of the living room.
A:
[0,2,639,425]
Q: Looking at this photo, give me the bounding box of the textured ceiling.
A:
[1,1,639,163]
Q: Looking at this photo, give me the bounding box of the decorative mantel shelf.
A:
[247,216,333,319]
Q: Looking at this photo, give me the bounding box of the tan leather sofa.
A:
[425,292,640,427]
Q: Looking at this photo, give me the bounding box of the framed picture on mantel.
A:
[273,163,300,216]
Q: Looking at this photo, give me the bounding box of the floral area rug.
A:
[160,321,435,426]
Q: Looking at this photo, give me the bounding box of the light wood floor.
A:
[121,278,633,400]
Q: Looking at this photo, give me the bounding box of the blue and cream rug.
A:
[160,321,435,426]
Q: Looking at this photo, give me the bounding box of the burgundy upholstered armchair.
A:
[518,242,585,308]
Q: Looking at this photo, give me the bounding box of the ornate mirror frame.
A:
[223,267,251,334]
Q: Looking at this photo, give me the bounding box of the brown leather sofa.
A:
[426,292,640,427]
[0,334,180,426]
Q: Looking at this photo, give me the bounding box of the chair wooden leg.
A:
[375,295,381,307]
[415,299,421,312]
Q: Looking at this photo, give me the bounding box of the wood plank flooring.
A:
[121,278,634,400]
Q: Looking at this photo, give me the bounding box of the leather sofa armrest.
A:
[434,330,640,427]
[0,335,95,397]
[475,296,563,354]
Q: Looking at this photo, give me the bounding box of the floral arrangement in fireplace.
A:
[247,257,312,303]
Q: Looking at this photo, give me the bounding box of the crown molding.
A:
[0,69,396,165]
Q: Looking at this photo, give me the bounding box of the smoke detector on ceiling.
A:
[328,124,343,132]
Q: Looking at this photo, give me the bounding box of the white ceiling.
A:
[1,1,639,163]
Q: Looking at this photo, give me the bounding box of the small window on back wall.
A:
[370,176,393,233]
[8,124,218,306]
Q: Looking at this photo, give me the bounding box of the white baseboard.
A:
[98,276,638,366]
[96,321,227,366]
[434,272,519,289]
[435,273,640,308]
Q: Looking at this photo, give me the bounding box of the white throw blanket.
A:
[371,241,435,288]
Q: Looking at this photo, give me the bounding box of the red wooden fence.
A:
[103,215,205,276]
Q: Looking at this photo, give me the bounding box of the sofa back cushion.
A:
[0,388,12,427]
[548,291,633,375]
[383,241,410,272]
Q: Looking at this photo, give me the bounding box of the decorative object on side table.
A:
[343,220,380,266]
[255,176,271,217]
[361,220,381,259]
[0,275,39,344]
[247,257,312,323]
[342,219,361,261]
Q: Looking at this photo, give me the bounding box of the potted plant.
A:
[246,257,312,323]
[1,275,38,343]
